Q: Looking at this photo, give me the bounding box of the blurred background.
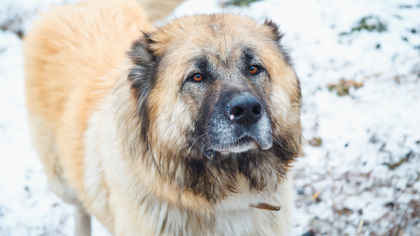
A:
[0,0,419,235]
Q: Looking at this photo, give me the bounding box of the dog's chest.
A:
[144,201,277,236]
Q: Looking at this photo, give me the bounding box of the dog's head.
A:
[127,14,302,207]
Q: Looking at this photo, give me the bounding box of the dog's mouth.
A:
[205,136,260,160]
[219,136,258,154]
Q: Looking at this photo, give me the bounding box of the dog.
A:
[24,0,303,235]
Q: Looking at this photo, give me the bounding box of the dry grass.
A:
[327,79,364,96]
[0,5,30,39]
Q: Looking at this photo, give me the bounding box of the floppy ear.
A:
[127,33,158,141]
[263,19,292,65]
[128,33,157,91]
[128,33,155,66]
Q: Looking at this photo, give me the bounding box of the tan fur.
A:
[137,0,186,22]
[25,0,302,235]
[25,0,153,232]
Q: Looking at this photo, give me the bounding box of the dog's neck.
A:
[137,188,284,235]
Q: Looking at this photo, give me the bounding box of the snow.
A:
[1,0,419,235]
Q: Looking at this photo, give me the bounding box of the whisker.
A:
[270,131,284,148]
[187,131,209,154]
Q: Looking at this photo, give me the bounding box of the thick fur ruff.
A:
[24,0,303,235]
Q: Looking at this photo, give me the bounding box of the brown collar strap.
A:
[251,203,281,211]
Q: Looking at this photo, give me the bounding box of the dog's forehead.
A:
[150,14,274,60]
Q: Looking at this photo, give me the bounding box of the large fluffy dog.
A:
[24,0,303,235]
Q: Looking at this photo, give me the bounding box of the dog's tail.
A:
[136,0,185,22]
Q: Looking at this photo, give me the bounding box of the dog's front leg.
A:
[74,204,91,236]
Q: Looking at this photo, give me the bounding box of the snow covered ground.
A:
[0,0,419,235]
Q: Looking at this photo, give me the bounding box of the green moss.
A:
[222,0,261,7]
[340,16,387,36]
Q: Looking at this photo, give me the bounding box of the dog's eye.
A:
[191,73,204,82]
[248,65,260,75]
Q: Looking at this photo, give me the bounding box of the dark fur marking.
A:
[271,134,298,164]
[238,154,266,191]
[184,158,216,200]
[159,212,168,235]
[240,47,267,83]
[189,67,223,151]
[182,120,297,201]
[242,47,255,66]
[128,33,160,142]
[194,57,213,79]
[180,129,298,202]
[181,57,217,89]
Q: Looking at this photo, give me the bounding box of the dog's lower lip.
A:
[211,136,257,154]
[228,136,254,149]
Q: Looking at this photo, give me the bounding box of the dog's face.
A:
[183,47,273,156]
[127,14,302,204]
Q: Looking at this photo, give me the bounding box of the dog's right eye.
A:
[248,65,261,75]
[191,73,204,82]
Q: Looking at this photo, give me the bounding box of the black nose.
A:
[228,93,262,129]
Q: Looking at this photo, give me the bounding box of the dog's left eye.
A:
[191,73,204,82]
[248,65,261,75]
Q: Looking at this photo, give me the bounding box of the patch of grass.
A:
[327,78,363,96]
[340,16,387,36]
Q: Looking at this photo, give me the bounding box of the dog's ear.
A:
[263,19,284,42]
[263,19,292,65]
[128,33,155,66]
[127,33,158,141]
[128,33,157,99]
